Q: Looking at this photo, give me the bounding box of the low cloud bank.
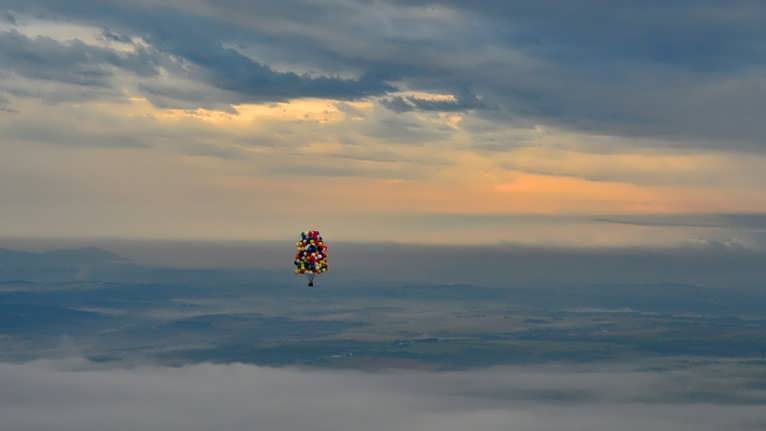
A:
[2,358,765,431]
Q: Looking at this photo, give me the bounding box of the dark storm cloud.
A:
[1,0,395,104]
[394,0,765,69]
[1,358,765,431]
[137,67,391,107]
[137,18,395,104]
[0,30,158,87]
[2,0,765,148]
[2,10,15,24]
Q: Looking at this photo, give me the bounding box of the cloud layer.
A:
[2,358,765,431]
[2,0,765,145]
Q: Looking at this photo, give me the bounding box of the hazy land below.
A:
[2,238,765,430]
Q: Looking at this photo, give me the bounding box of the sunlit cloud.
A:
[1,1,765,242]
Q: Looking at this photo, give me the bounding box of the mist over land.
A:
[4,359,766,431]
[1,237,765,429]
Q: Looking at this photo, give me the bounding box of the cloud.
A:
[1,358,765,431]
[100,27,131,44]
[591,214,766,230]
[0,30,158,87]
[1,4,395,108]
[381,91,486,113]
[1,123,151,148]
[1,1,765,237]
[140,38,394,105]
[0,94,16,112]
[2,10,16,25]
[0,108,153,148]
[181,143,250,160]
[3,0,765,148]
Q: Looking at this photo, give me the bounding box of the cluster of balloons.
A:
[294,230,328,277]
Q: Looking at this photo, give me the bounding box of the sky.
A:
[1,1,765,244]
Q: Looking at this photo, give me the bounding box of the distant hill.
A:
[0,247,123,265]
[0,247,126,282]
[0,246,283,285]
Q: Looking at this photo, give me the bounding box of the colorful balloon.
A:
[293,229,328,287]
